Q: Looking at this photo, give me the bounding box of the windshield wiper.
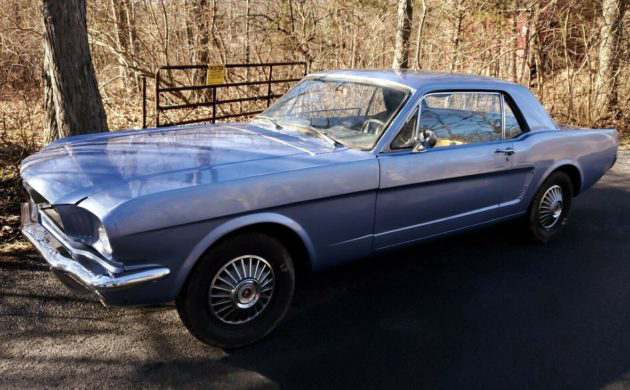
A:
[253,115,282,130]
[303,127,345,147]
[254,116,344,147]
[283,122,344,147]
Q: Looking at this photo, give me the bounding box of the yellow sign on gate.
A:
[206,64,225,85]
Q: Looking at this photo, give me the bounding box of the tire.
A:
[176,232,295,348]
[525,171,573,243]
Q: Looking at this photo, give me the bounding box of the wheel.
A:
[176,232,295,348]
[525,171,573,243]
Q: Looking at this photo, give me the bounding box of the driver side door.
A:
[373,91,523,250]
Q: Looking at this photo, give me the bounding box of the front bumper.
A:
[21,202,170,303]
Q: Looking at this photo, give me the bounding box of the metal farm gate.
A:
[141,62,307,128]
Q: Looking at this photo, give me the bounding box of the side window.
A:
[391,109,418,149]
[420,92,502,147]
[504,100,524,139]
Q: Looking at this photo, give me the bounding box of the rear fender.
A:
[536,160,584,195]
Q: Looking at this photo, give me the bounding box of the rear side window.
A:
[419,92,503,147]
[504,101,524,139]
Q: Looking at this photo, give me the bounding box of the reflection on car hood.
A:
[21,122,341,206]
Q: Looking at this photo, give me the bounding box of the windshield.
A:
[258,78,409,150]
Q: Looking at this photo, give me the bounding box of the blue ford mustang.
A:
[20,70,618,347]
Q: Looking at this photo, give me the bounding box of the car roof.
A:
[308,69,521,90]
[305,69,556,133]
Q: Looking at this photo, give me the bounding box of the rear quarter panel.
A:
[503,128,618,217]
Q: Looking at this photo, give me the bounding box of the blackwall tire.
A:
[176,232,295,348]
[525,171,573,243]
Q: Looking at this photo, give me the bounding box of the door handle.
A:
[495,148,515,156]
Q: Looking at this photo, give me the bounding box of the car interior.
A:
[392,92,524,150]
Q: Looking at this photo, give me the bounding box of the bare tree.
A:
[412,0,429,70]
[41,0,108,143]
[447,0,466,71]
[1,0,629,144]
[392,0,413,69]
[287,0,295,33]
[110,0,130,86]
[597,0,628,119]
[195,0,210,80]
[510,6,519,82]
[245,0,251,64]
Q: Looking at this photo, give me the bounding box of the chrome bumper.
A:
[21,203,170,293]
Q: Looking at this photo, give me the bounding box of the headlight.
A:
[92,224,113,259]
[54,205,113,259]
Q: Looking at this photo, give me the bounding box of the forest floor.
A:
[0,135,37,262]
[0,137,629,388]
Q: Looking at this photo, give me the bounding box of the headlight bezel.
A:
[54,204,114,259]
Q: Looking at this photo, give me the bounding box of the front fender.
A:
[173,212,316,295]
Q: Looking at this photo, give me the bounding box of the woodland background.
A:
[0,0,629,246]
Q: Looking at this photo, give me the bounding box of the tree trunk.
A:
[519,4,534,83]
[189,0,210,98]
[412,0,428,70]
[448,0,465,72]
[597,0,627,120]
[525,5,540,88]
[110,0,128,52]
[41,0,108,143]
[392,0,413,69]
[196,0,210,65]
[125,0,140,92]
[184,0,196,60]
[245,0,251,64]
[126,0,138,55]
[522,0,559,88]
[287,0,295,33]
[210,0,226,64]
[510,10,518,82]
[350,11,357,68]
[110,0,129,87]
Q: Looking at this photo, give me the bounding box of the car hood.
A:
[21,122,345,207]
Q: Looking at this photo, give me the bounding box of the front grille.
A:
[23,183,65,233]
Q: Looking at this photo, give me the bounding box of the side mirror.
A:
[413,130,437,152]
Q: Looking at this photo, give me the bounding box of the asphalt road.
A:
[1,152,629,390]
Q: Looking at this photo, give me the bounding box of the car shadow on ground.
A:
[218,183,630,389]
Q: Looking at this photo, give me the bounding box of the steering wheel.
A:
[361,119,386,135]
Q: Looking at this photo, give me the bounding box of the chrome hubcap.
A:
[209,255,274,325]
[538,185,564,230]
